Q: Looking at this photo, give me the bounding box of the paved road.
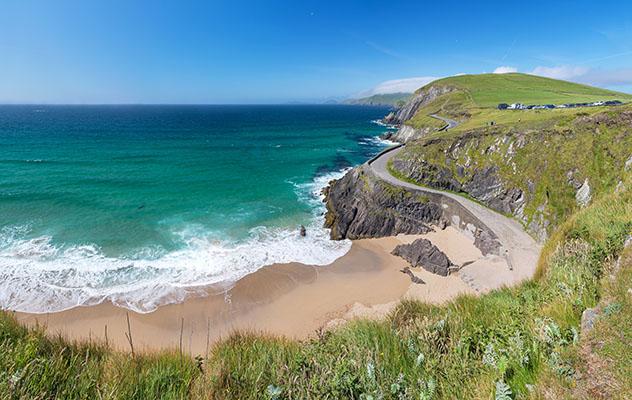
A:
[368,143,541,291]
[430,114,459,130]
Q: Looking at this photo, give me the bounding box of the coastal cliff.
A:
[383,84,454,142]
[389,110,632,240]
[371,74,632,240]
[324,164,502,255]
[323,165,443,240]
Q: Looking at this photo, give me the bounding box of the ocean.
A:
[0,105,394,313]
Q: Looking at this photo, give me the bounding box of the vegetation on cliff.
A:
[390,106,632,240]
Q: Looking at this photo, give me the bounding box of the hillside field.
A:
[405,73,632,132]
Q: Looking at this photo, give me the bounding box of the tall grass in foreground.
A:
[0,174,630,399]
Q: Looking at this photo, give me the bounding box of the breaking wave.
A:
[0,169,351,314]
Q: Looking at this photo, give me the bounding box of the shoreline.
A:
[15,226,500,355]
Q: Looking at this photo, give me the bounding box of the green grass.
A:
[426,73,631,108]
[404,73,632,132]
[0,172,629,399]
[0,314,201,399]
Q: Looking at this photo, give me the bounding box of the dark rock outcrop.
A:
[392,238,457,276]
[383,112,397,124]
[323,166,443,239]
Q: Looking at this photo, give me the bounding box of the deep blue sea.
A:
[0,105,394,312]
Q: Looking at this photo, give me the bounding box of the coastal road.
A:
[368,144,541,291]
[430,114,459,131]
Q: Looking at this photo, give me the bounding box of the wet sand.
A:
[15,227,497,355]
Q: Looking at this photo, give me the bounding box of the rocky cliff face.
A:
[323,164,502,256]
[323,166,444,240]
[385,85,454,125]
[383,85,454,143]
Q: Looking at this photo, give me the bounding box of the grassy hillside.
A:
[0,168,630,399]
[405,73,632,132]
[429,73,629,107]
[344,92,412,107]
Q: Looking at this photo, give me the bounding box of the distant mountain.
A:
[343,92,412,107]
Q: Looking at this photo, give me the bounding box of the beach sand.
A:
[15,226,507,355]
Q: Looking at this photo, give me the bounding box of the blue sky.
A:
[2,0,632,104]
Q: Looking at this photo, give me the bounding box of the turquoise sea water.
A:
[0,105,393,312]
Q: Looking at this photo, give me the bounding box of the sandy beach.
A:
[14,225,517,355]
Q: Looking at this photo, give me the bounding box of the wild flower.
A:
[536,317,564,346]
[570,327,579,344]
[434,319,446,331]
[406,337,417,355]
[603,302,622,316]
[418,377,436,400]
[508,331,529,366]
[390,373,406,396]
[482,343,498,368]
[494,380,512,400]
[415,352,425,368]
[366,362,375,382]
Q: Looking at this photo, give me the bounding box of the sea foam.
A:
[0,169,352,314]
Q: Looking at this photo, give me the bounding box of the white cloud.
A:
[530,65,590,80]
[355,76,440,98]
[493,66,518,74]
[530,65,632,88]
[578,68,632,86]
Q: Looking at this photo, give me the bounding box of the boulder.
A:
[576,178,591,207]
[392,238,457,276]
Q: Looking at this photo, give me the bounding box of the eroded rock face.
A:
[385,85,455,143]
[323,166,443,240]
[390,125,433,143]
[388,85,454,125]
[392,238,457,276]
[391,158,527,218]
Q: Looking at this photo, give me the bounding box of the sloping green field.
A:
[406,73,632,131]
[428,73,631,107]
